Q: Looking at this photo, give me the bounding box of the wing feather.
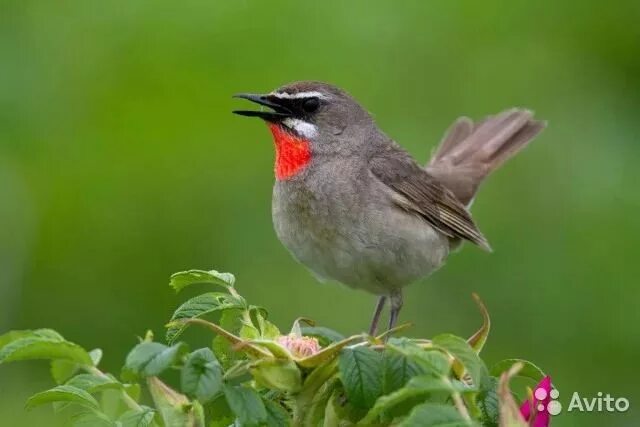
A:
[370,147,491,251]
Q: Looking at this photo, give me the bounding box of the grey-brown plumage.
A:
[233,81,546,334]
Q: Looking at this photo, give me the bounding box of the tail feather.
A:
[426,108,546,205]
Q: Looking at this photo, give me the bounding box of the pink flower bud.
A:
[276,334,320,358]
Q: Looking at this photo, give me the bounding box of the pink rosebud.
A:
[520,376,552,427]
[276,334,320,358]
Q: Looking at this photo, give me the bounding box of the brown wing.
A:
[370,147,491,251]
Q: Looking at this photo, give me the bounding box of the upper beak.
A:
[232,93,292,121]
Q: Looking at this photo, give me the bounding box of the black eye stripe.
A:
[265,95,322,116]
[301,97,320,113]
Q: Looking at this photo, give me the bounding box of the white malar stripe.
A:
[282,118,318,139]
[270,91,327,100]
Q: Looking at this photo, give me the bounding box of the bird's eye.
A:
[301,97,320,113]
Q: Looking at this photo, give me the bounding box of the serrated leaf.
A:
[123,342,188,380]
[477,376,499,426]
[223,384,267,426]
[0,329,63,348]
[399,402,472,426]
[0,329,92,365]
[66,373,122,393]
[204,395,234,427]
[490,359,546,384]
[118,406,157,427]
[264,399,291,427]
[432,334,488,388]
[382,344,425,394]
[26,385,99,411]
[386,339,451,377]
[338,346,383,409]
[170,269,236,293]
[166,292,246,343]
[181,348,223,403]
[361,375,469,424]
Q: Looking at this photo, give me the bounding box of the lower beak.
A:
[232,93,292,121]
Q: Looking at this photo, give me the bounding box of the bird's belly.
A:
[272,182,449,295]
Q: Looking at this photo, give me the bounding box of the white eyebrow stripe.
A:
[270,91,327,100]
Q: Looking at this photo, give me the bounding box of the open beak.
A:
[232,93,292,122]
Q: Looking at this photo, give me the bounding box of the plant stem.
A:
[85,365,143,412]
[452,391,471,421]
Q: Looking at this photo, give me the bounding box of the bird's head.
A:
[233,81,374,180]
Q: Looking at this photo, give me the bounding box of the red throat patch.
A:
[268,123,312,180]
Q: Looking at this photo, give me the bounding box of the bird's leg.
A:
[388,290,403,331]
[368,296,387,336]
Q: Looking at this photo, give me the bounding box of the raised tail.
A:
[426,108,546,205]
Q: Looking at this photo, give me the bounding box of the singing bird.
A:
[233,81,545,335]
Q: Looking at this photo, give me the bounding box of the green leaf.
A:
[399,402,472,426]
[222,384,267,426]
[251,308,281,339]
[490,359,546,383]
[386,339,450,377]
[89,348,103,366]
[382,344,425,394]
[300,326,345,346]
[250,359,302,393]
[125,383,142,402]
[118,406,157,427]
[264,399,291,427]
[432,334,488,388]
[204,395,234,427]
[361,375,469,424]
[51,359,80,384]
[51,348,104,384]
[70,410,115,427]
[181,348,223,403]
[170,269,236,293]
[0,329,92,365]
[338,346,383,408]
[477,376,499,427]
[66,373,122,394]
[213,308,244,368]
[123,341,188,380]
[25,385,99,411]
[0,329,60,348]
[166,292,246,343]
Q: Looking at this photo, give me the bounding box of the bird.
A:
[233,81,545,336]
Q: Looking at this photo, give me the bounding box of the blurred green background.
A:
[1,1,639,426]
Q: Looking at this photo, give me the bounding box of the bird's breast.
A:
[271,164,450,294]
